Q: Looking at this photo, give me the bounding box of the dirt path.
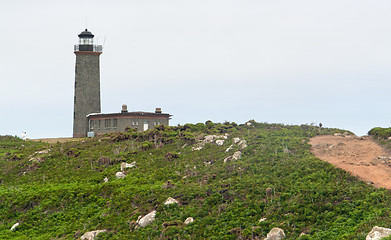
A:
[309,135,391,189]
[29,138,80,144]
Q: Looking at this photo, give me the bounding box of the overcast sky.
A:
[0,0,390,138]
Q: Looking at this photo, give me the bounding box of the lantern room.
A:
[74,29,102,52]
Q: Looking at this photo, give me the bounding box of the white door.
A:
[143,121,149,131]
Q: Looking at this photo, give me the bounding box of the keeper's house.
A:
[86,105,171,136]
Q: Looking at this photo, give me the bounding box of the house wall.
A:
[88,115,169,135]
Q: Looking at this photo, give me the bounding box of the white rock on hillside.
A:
[137,210,157,228]
[233,137,241,144]
[115,172,126,179]
[120,161,136,171]
[184,217,194,225]
[216,140,225,146]
[10,222,19,231]
[225,144,233,152]
[164,197,179,205]
[80,230,106,240]
[232,151,242,160]
[103,177,109,183]
[366,226,391,240]
[265,227,285,240]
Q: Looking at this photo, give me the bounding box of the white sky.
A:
[0,0,390,138]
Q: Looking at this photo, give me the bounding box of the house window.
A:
[98,120,101,129]
[90,120,95,130]
[154,121,161,125]
[105,119,111,128]
[132,121,139,126]
[113,119,118,128]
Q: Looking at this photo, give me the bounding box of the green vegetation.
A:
[1,122,390,239]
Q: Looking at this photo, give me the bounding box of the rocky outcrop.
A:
[120,161,136,171]
[10,222,19,231]
[164,197,179,205]
[136,210,157,228]
[80,230,106,240]
[265,227,285,240]
[184,217,194,225]
[103,177,109,183]
[192,134,228,151]
[366,226,391,240]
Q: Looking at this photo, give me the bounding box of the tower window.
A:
[113,119,118,128]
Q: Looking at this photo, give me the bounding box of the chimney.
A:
[121,104,128,113]
[155,108,162,114]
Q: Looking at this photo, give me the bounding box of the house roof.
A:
[87,111,172,119]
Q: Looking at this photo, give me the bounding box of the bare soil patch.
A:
[29,138,80,144]
[309,135,391,189]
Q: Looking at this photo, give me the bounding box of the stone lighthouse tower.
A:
[73,29,103,138]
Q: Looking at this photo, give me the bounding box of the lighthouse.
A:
[73,29,102,138]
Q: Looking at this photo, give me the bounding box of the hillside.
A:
[1,122,391,239]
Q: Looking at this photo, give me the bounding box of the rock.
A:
[216,140,225,146]
[192,146,204,151]
[115,172,126,179]
[120,161,136,171]
[366,226,391,240]
[204,135,217,143]
[343,132,350,136]
[164,197,179,205]
[223,156,233,163]
[265,227,285,240]
[225,144,233,152]
[184,217,194,225]
[246,122,253,126]
[259,218,266,222]
[29,157,44,163]
[334,133,343,136]
[103,177,109,183]
[136,210,157,228]
[235,139,247,149]
[10,222,19,231]
[80,230,106,240]
[233,137,241,144]
[232,151,242,160]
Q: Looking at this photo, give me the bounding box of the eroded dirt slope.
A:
[310,135,391,189]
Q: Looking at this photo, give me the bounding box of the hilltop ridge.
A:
[1,122,391,239]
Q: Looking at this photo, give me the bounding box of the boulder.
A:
[366,226,391,240]
[216,140,225,146]
[120,161,136,171]
[137,210,157,228]
[164,197,179,205]
[184,217,194,225]
[80,230,106,240]
[225,144,233,152]
[115,172,126,179]
[265,227,285,240]
[233,137,241,144]
[232,151,242,160]
[223,156,233,163]
[259,218,267,222]
[10,222,19,231]
[103,177,109,183]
